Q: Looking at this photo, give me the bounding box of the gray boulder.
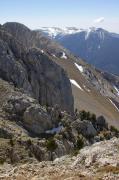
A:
[4,95,37,115]
[23,105,52,134]
[4,94,52,135]
[71,119,97,138]
[96,116,108,131]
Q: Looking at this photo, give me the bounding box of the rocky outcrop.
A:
[72,137,119,171]
[23,105,52,134]
[0,23,74,113]
[71,119,97,138]
[3,22,67,55]
[96,116,108,131]
[4,94,52,135]
[0,80,118,168]
[0,138,119,180]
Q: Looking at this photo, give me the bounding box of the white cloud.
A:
[94,17,104,23]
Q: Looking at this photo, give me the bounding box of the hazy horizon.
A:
[0,0,119,33]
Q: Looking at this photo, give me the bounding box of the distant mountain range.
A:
[38,27,119,75]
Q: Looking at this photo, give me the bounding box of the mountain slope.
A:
[2,22,119,128]
[39,27,119,75]
[0,22,119,176]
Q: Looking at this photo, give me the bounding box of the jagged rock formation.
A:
[0,23,74,113]
[72,119,97,138]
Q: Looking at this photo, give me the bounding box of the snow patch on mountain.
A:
[41,50,44,53]
[83,85,91,92]
[109,99,119,112]
[39,27,94,38]
[39,27,62,38]
[70,79,83,91]
[114,86,119,96]
[52,54,56,58]
[85,28,92,40]
[84,27,105,40]
[39,27,108,41]
[74,63,84,73]
[46,126,63,134]
[98,31,105,40]
[61,52,67,59]
[39,27,83,38]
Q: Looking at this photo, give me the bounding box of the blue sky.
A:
[0,0,119,33]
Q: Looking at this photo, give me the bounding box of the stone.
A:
[23,104,52,134]
[96,116,108,130]
[4,95,37,115]
[71,119,97,138]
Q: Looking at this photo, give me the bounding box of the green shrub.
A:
[102,131,111,140]
[70,149,79,157]
[111,89,114,93]
[9,138,15,147]
[28,151,33,158]
[27,139,32,147]
[79,110,96,123]
[46,138,58,152]
[55,134,63,140]
[0,158,5,165]
[79,110,87,121]
[110,126,119,136]
[91,114,96,122]
[76,136,84,150]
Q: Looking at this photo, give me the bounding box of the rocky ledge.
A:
[0,138,119,180]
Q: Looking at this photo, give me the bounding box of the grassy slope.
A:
[53,57,119,128]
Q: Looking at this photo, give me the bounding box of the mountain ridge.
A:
[39,26,119,75]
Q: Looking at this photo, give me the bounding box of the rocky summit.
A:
[0,22,119,180]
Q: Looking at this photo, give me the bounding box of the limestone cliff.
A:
[0,23,74,113]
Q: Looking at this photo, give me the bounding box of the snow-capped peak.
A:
[38,27,84,38]
[39,27,64,38]
[38,27,108,40]
[84,27,106,40]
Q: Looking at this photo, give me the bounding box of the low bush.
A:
[79,110,96,124]
[110,126,119,133]
[76,135,84,150]
[46,138,58,152]
[9,138,15,147]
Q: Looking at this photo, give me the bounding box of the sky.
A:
[0,0,119,33]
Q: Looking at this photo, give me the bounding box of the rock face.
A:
[4,93,52,134]
[23,105,52,134]
[0,23,74,113]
